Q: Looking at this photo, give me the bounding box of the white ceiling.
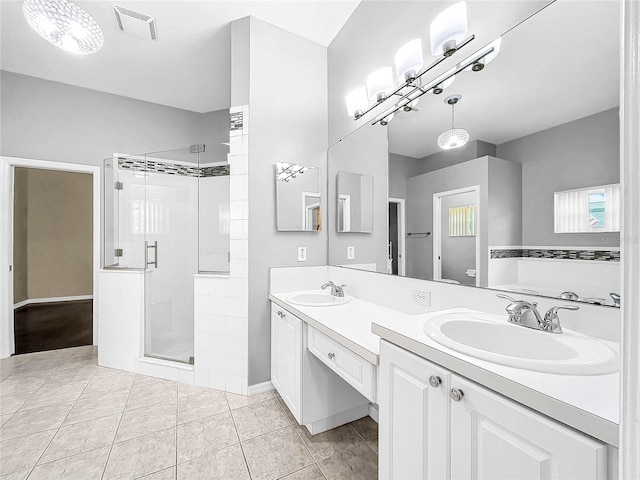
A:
[0,0,360,113]
[387,0,620,159]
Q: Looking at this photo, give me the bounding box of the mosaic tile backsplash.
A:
[490,248,620,262]
[118,157,230,178]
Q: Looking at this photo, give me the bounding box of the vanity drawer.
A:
[307,326,377,402]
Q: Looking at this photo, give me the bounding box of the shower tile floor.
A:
[0,346,378,480]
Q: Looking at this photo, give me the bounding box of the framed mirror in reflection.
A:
[275,162,322,232]
[327,1,621,307]
[337,171,374,233]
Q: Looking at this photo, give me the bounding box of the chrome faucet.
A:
[321,281,346,297]
[496,294,579,334]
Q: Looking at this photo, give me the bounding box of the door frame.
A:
[432,185,480,286]
[388,197,406,276]
[0,156,101,358]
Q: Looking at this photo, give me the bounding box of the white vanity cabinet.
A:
[270,303,303,422]
[379,340,608,480]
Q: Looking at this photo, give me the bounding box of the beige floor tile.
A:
[0,429,55,475]
[177,383,211,398]
[350,416,378,452]
[63,390,129,426]
[317,442,378,480]
[176,444,249,480]
[225,391,273,410]
[176,411,238,463]
[133,375,174,388]
[29,446,110,480]
[0,402,73,440]
[0,413,13,427]
[136,466,176,479]
[115,402,177,443]
[231,399,289,441]
[45,365,97,385]
[82,370,135,398]
[103,427,176,480]
[0,468,31,480]
[242,426,314,480]
[295,424,367,462]
[177,388,228,425]
[126,382,178,411]
[281,464,326,480]
[274,394,298,425]
[39,413,120,463]
[20,381,86,411]
[0,375,46,396]
[0,390,32,415]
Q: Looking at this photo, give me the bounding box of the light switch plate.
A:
[347,246,355,260]
[298,247,307,262]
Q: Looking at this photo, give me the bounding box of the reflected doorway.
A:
[388,198,406,276]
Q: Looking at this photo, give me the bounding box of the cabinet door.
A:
[270,304,302,423]
[450,375,607,480]
[379,340,450,480]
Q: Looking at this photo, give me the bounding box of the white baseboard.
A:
[304,403,369,435]
[368,403,379,423]
[14,295,93,310]
[248,381,274,396]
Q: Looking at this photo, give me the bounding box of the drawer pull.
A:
[277,311,285,318]
[328,352,335,360]
[429,375,442,388]
[450,388,464,402]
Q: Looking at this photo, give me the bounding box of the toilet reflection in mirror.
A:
[275,162,322,232]
[337,171,374,233]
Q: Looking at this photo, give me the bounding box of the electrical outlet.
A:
[347,246,355,260]
[297,247,307,262]
[411,289,431,306]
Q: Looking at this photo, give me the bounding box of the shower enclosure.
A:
[103,145,230,364]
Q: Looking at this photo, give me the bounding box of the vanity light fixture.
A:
[465,37,502,72]
[437,94,470,150]
[22,0,104,55]
[379,112,395,126]
[433,75,456,94]
[366,67,395,103]
[276,162,308,182]
[345,87,369,119]
[430,1,468,57]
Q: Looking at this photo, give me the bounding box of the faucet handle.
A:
[496,293,516,302]
[543,305,579,333]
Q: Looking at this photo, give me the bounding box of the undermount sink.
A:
[423,312,618,375]
[286,291,352,307]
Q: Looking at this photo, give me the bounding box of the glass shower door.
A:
[143,147,199,364]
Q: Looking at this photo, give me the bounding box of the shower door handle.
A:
[145,241,158,269]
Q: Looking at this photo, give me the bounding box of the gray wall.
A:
[413,140,497,177]
[497,108,620,246]
[241,17,328,386]
[328,124,388,270]
[0,71,229,166]
[388,153,418,199]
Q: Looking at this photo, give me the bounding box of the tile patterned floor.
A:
[0,346,378,480]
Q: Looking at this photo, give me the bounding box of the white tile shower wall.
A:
[192,104,250,395]
[268,266,621,343]
[98,270,195,383]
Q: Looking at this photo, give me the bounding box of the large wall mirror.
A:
[327,1,621,307]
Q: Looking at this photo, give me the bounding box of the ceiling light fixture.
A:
[22,0,104,55]
[430,2,468,57]
[437,94,469,150]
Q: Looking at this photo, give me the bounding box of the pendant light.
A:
[22,0,104,55]
[437,95,469,149]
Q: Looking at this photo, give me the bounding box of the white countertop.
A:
[269,292,620,446]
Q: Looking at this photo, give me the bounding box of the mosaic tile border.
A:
[230,111,243,132]
[490,248,620,262]
[118,157,229,178]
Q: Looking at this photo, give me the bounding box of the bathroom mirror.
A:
[337,171,374,233]
[275,162,322,232]
[327,0,621,307]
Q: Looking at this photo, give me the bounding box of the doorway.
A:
[433,186,480,286]
[0,157,100,359]
[388,198,406,276]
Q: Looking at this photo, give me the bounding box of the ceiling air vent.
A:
[113,6,158,41]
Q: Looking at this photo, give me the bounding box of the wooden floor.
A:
[13,300,93,354]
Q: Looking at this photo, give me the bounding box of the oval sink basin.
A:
[286,291,352,307]
[423,312,618,375]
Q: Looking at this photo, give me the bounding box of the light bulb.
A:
[345,87,369,118]
[395,38,424,83]
[366,67,394,103]
[433,75,456,94]
[430,2,468,57]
